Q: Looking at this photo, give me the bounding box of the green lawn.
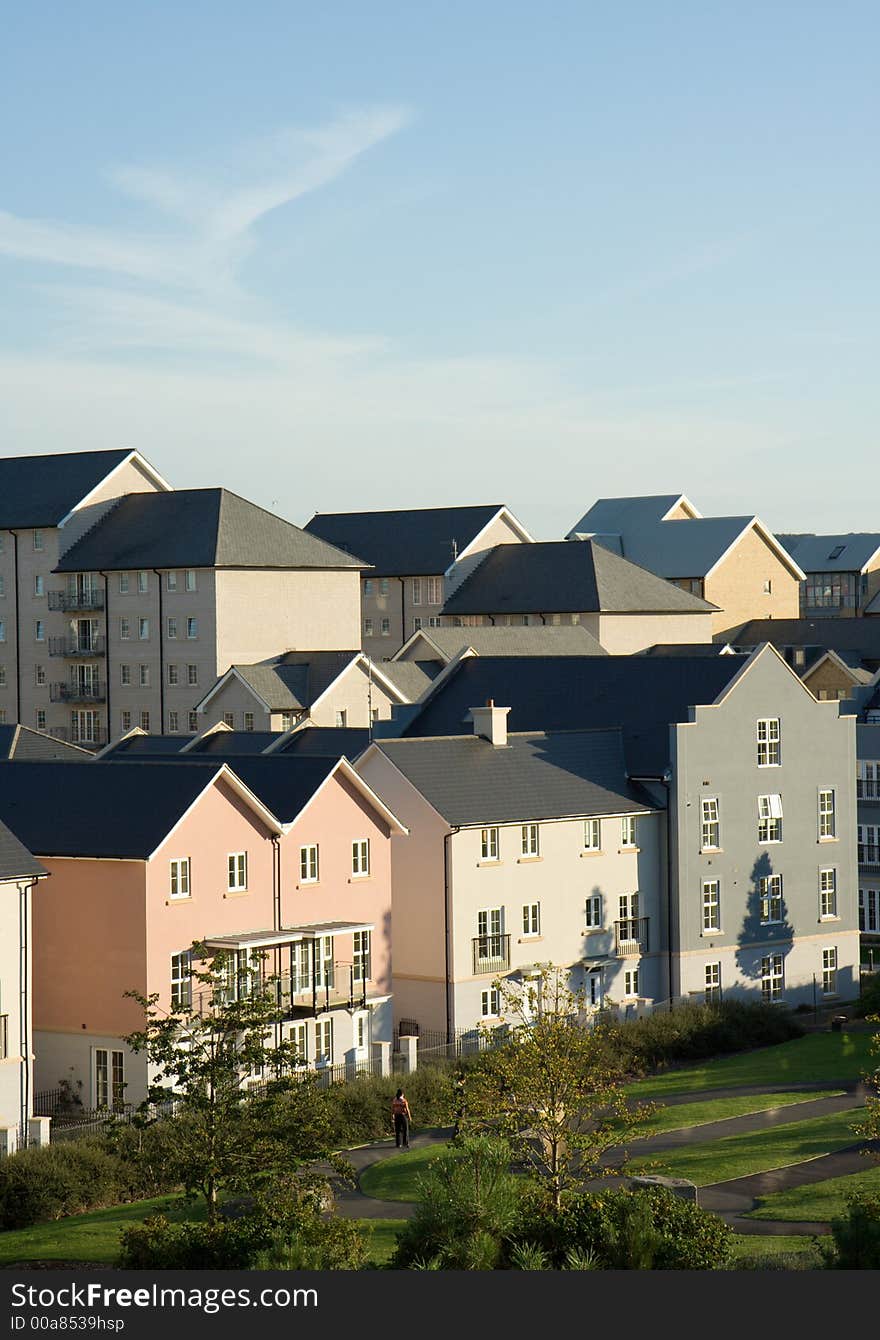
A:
[628,1107,866,1187]
[0,1194,202,1266]
[728,1234,827,1269]
[628,1031,875,1100]
[359,1144,456,1203]
[355,1218,406,1265]
[747,1163,880,1222]
[637,1090,843,1137]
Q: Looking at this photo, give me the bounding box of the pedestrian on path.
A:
[392,1088,412,1148]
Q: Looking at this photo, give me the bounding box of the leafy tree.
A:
[823,1191,880,1269]
[124,947,345,1220]
[460,967,653,1207]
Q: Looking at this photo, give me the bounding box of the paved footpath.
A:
[333,1084,875,1236]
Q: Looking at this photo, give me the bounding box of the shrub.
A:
[0,1140,144,1230]
[326,1065,457,1146]
[118,1214,269,1269]
[824,1191,880,1269]
[510,1186,732,1271]
[598,1000,803,1078]
[855,971,880,1021]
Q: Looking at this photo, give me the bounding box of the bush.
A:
[855,972,880,1020]
[598,1000,803,1078]
[0,1140,146,1230]
[118,1214,269,1269]
[824,1191,880,1269]
[511,1186,732,1271]
[326,1065,457,1146]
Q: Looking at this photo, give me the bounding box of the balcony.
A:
[472,933,511,975]
[188,962,377,1019]
[50,680,106,703]
[614,917,649,957]
[48,589,105,613]
[48,636,106,658]
[859,846,880,870]
[858,780,880,802]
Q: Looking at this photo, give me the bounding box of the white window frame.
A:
[227,852,247,892]
[138,617,149,641]
[522,902,540,937]
[822,946,838,996]
[757,718,781,766]
[480,986,501,1018]
[118,572,130,594]
[167,617,178,639]
[169,857,191,900]
[352,839,370,877]
[32,529,44,551]
[624,969,639,998]
[758,794,784,843]
[702,879,720,934]
[355,1013,368,1053]
[761,953,784,1002]
[819,868,837,919]
[427,577,443,604]
[139,664,149,687]
[705,962,721,1003]
[315,1018,333,1066]
[168,664,179,685]
[818,789,836,840]
[166,570,178,591]
[759,874,783,924]
[300,844,319,884]
[33,574,44,597]
[243,712,254,732]
[119,618,131,641]
[140,710,150,732]
[412,578,423,606]
[121,710,132,732]
[120,664,131,686]
[168,711,179,733]
[187,664,198,686]
[353,929,371,983]
[186,617,198,640]
[583,818,601,851]
[701,797,720,851]
[185,570,197,592]
[363,579,374,596]
[171,950,192,1009]
[620,815,637,848]
[585,894,603,929]
[380,618,390,637]
[521,823,539,857]
[35,620,45,642]
[94,1047,125,1110]
[364,618,374,637]
[137,570,149,594]
[480,827,500,861]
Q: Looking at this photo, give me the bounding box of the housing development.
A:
[0,449,878,1272]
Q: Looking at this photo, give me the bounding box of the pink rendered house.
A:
[0,757,405,1108]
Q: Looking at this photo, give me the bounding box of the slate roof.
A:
[779,533,880,573]
[395,624,607,661]
[98,734,188,758]
[732,619,880,670]
[568,495,689,535]
[0,724,92,761]
[0,817,46,882]
[857,723,880,759]
[0,762,237,858]
[374,729,657,826]
[403,654,747,774]
[276,728,372,759]
[441,541,716,617]
[0,449,134,528]
[640,643,745,658]
[55,489,363,572]
[376,661,441,700]
[304,505,509,576]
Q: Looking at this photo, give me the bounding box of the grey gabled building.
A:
[401,643,860,1009]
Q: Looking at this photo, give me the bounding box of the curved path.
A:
[333,1082,876,1236]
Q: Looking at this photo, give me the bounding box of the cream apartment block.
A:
[0,819,47,1152]
[0,451,365,745]
[567,494,804,638]
[304,505,533,659]
[357,712,663,1034]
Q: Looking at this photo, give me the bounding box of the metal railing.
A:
[48,635,106,658]
[857,780,880,801]
[48,590,105,612]
[614,916,649,956]
[859,846,880,868]
[472,934,511,974]
[187,963,376,1020]
[50,680,106,703]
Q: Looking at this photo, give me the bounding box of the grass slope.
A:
[637,1090,843,1137]
[355,1219,406,1265]
[628,1107,866,1187]
[359,1145,456,1203]
[728,1235,827,1269]
[748,1163,880,1222]
[628,1031,874,1100]
[0,1195,203,1266]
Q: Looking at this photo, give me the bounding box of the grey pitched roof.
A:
[857,723,880,758]
[0,725,93,761]
[0,817,46,882]
[55,489,363,572]
[374,729,657,826]
[277,727,372,759]
[403,654,747,774]
[640,643,746,658]
[0,449,134,529]
[223,652,361,711]
[778,533,880,573]
[396,624,607,661]
[0,762,237,858]
[568,495,688,535]
[442,541,716,617]
[732,619,880,670]
[304,505,510,576]
[376,661,442,700]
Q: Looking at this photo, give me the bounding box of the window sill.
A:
[618,846,640,855]
[757,763,782,768]
[819,915,840,923]
[584,925,605,934]
[701,848,724,855]
[349,875,371,882]
[477,860,503,868]
[165,896,192,906]
[518,934,544,944]
[818,837,839,844]
[517,856,542,864]
[297,882,320,890]
[701,929,723,938]
[580,850,604,858]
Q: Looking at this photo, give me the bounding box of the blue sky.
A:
[1,2,877,537]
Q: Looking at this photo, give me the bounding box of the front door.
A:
[588,968,604,1009]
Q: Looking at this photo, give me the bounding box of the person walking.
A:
[391,1088,412,1148]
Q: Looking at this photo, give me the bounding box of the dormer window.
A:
[828,545,845,560]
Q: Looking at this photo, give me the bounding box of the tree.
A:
[460,967,654,1208]
[124,947,344,1221]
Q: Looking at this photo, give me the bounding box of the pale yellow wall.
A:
[57,458,167,554]
[215,569,361,664]
[802,660,855,700]
[707,526,800,638]
[596,611,715,653]
[197,659,400,731]
[444,512,530,596]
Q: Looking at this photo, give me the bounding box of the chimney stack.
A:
[471,698,510,747]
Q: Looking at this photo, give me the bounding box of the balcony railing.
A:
[48,589,105,612]
[48,636,106,658]
[859,846,880,869]
[858,780,880,801]
[50,681,106,703]
[472,933,511,975]
[614,917,649,957]
[186,962,376,1019]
